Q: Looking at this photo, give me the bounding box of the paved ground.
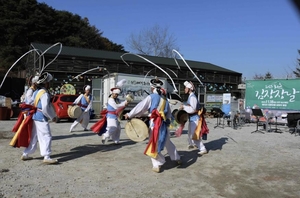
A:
[0,118,300,198]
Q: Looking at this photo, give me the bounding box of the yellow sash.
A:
[34,90,46,107]
[192,108,204,140]
[145,97,167,158]
[158,98,166,121]
[9,89,46,147]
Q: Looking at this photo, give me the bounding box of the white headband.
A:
[31,76,39,83]
[85,85,91,91]
[37,72,53,84]
[112,88,121,94]
[184,81,194,90]
[150,78,163,88]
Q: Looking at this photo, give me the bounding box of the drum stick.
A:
[128,120,140,138]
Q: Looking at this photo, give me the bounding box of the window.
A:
[60,95,78,102]
[167,93,182,102]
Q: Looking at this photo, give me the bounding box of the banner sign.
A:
[222,93,231,115]
[245,79,300,110]
[222,93,231,104]
[206,94,223,102]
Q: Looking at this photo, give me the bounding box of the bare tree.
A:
[252,72,273,80]
[293,50,300,78]
[253,73,264,80]
[127,24,179,58]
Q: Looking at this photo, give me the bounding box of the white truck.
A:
[94,73,182,117]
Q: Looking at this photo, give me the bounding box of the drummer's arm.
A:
[25,89,34,104]
[125,96,151,119]
[27,93,34,105]
[41,93,56,120]
[183,97,198,114]
[73,94,83,105]
[115,100,127,108]
[108,98,121,109]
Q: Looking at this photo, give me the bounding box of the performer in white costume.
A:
[24,75,39,104]
[124,78,181,173]
[21,72,58,164]
[101,87,128,144]
[180,81,207,155]
[69,85,93,132]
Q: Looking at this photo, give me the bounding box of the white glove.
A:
[84,109,88,113]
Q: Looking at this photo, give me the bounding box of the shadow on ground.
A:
[52,131,97,141]
[204,137,229,151]
[49,140,137,163]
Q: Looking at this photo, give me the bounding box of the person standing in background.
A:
[101,87,128,145]
[179,81,208,156]
[69,85,93,132]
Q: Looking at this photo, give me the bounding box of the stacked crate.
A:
[0,97,12,120]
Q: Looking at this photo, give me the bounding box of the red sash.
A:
[144,110,167,158]
[10,104,37,148]
[90,109,108,134]
[10,90,44,148]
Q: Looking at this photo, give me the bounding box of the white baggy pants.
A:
[70,111,90,131]
[187,119,207,152]
[23,120,52,158]
[102,117,121,143]
[149,120,180,168]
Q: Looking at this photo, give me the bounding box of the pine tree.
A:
[265,71,273,79]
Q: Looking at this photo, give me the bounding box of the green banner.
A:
[245,79,300,110]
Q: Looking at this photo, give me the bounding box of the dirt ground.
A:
[0,118,300,198]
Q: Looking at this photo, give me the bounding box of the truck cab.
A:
[92,73,183,119]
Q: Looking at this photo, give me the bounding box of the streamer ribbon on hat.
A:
[72,66,111,81]
[120,53,178,93]
[143,67,178,87]
[0,43,63,89]
[172,49,203,86]
[0,48,41,89]
[36,42,62,75]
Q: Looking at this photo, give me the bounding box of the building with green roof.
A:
[29,43,243,111]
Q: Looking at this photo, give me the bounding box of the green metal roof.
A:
[31,43,242,75]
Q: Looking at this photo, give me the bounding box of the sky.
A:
[37,0,300,80]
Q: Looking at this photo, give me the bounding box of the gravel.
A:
[0,118,299,198]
